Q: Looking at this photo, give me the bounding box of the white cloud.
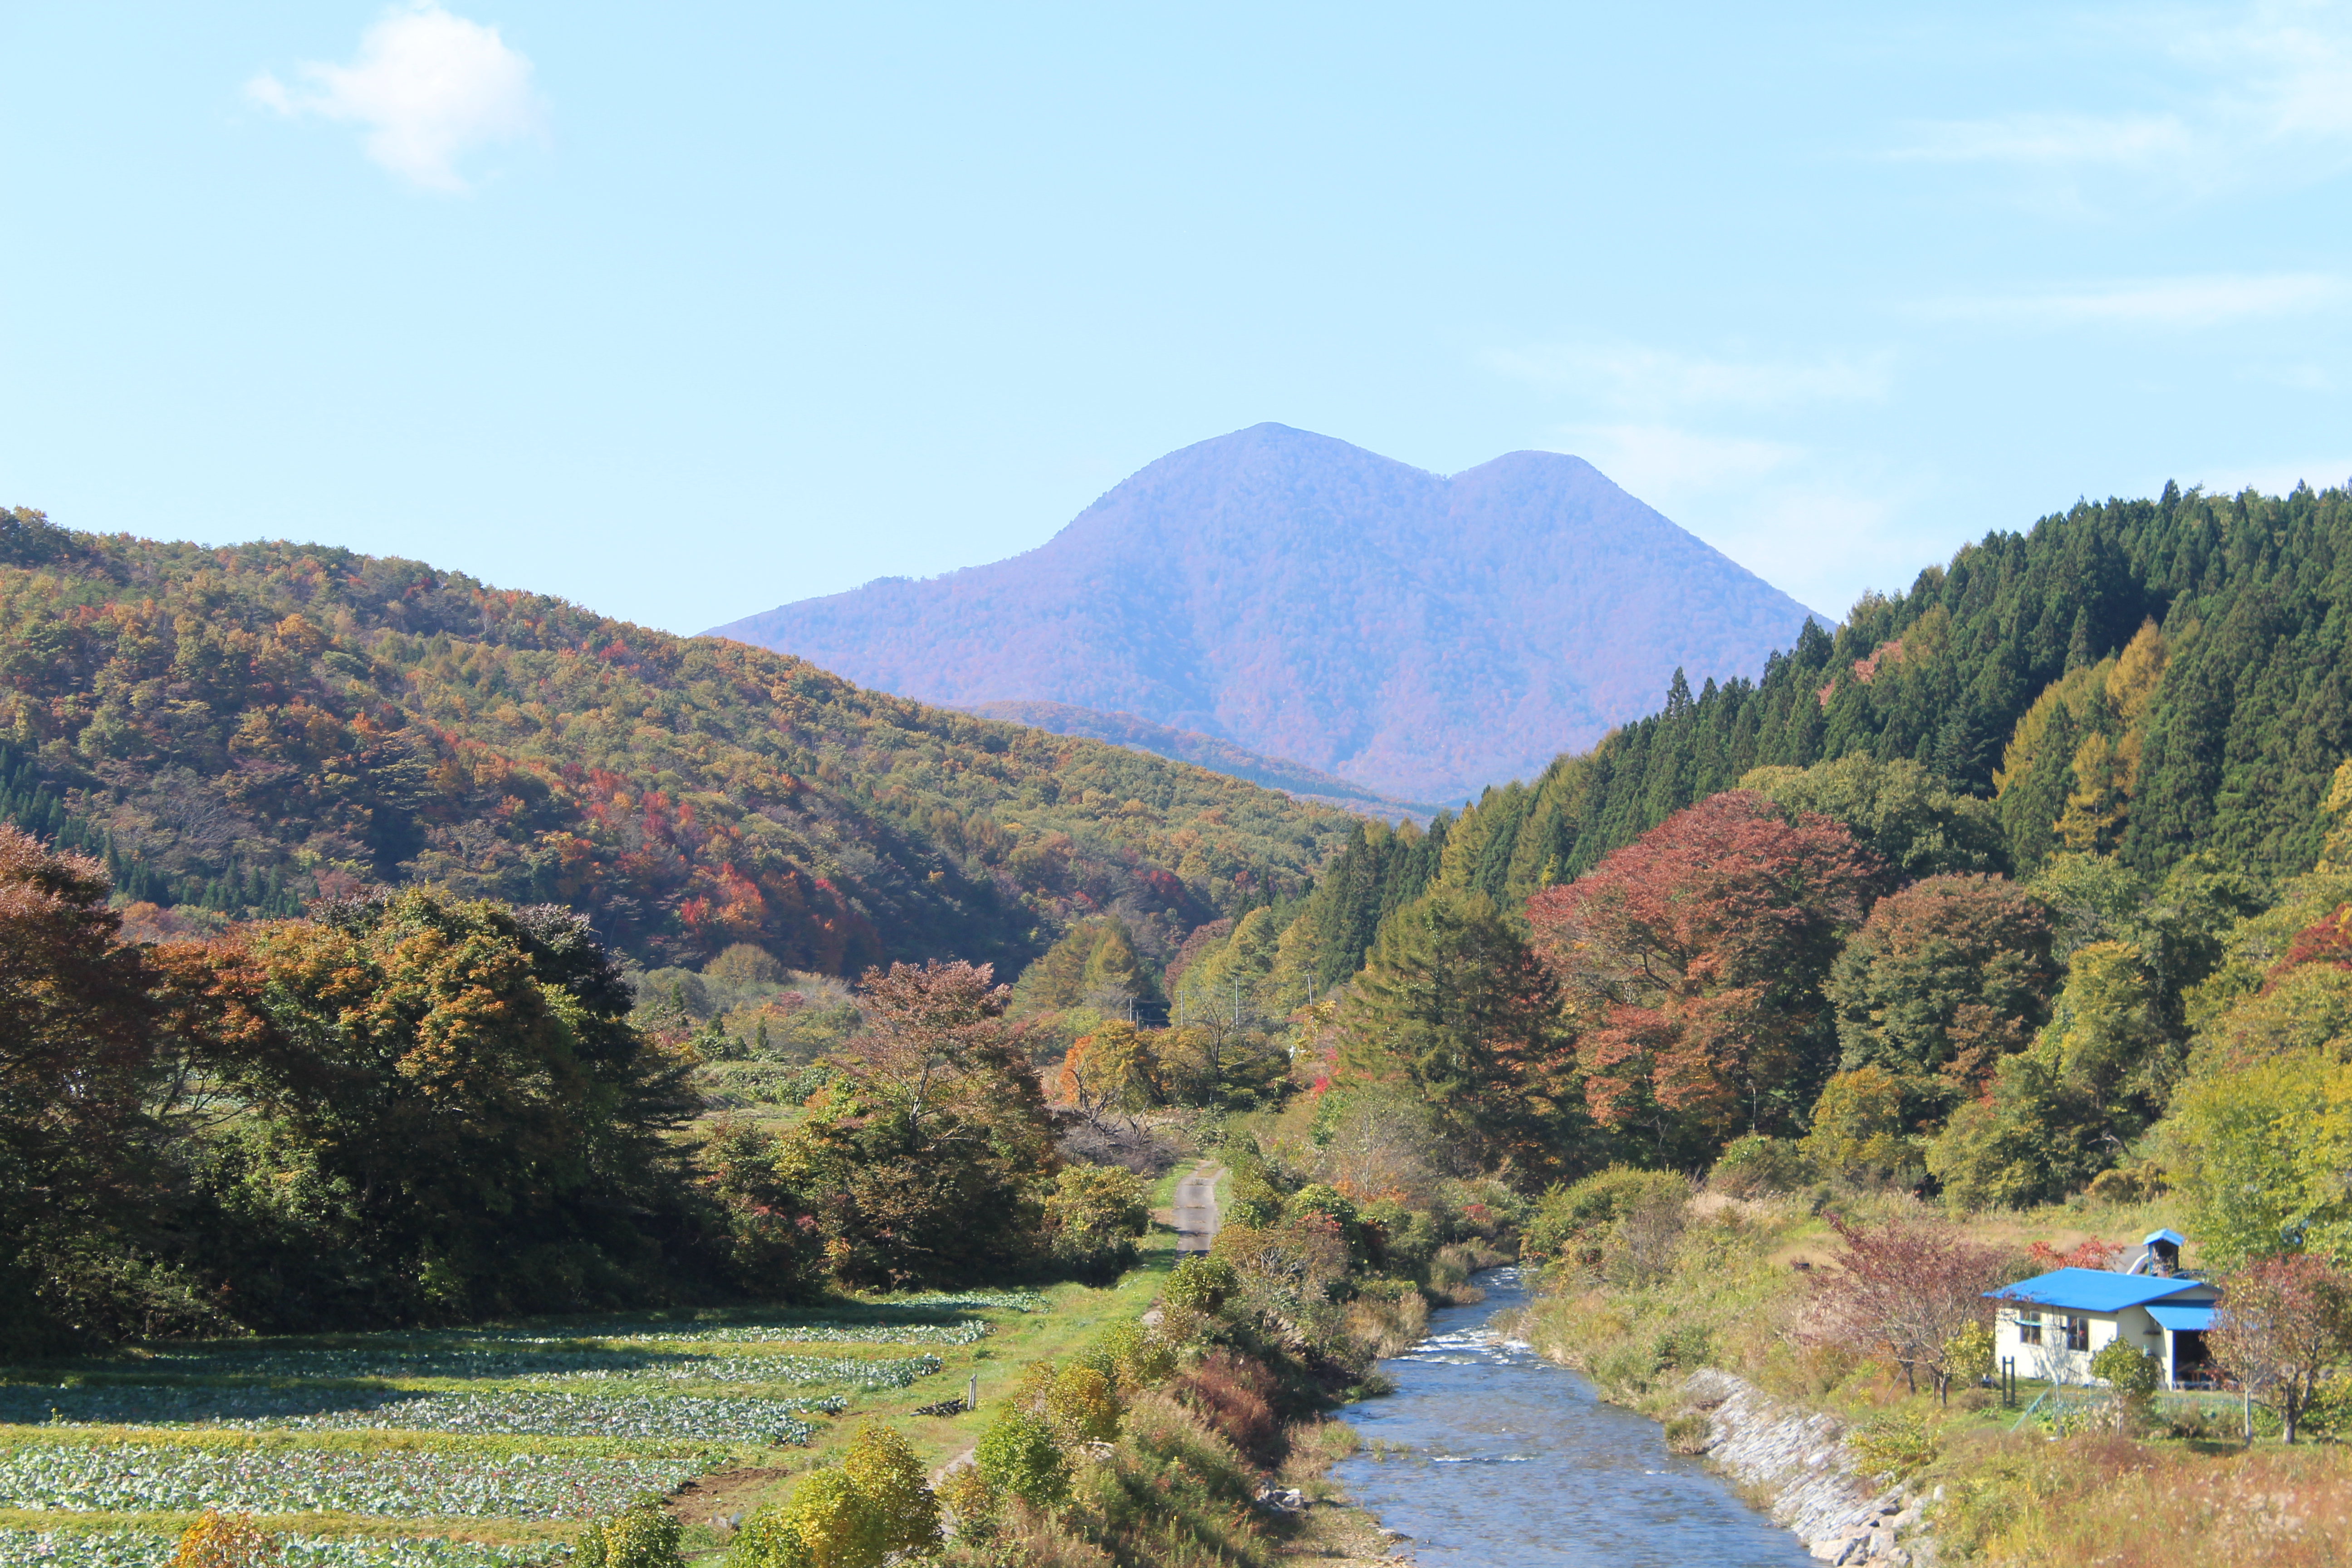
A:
[1487,345,1890,412]
[1930,271,2348,326]
[1885,2,2352,199]
[248,3,545,191]
[1888,111,2193,167]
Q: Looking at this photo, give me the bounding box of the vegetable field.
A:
[0,1298,1027,1564]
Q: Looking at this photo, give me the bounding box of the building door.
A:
[2171,1328,2210,1387]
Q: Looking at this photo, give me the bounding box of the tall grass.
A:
[1937,1434,2352,1566]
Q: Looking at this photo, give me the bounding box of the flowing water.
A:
[1332,1268,1816,1566]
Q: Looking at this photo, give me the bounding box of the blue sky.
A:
[5,3,2351,634]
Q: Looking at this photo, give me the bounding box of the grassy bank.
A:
[1520,1182,2352,1565]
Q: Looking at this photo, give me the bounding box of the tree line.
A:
[0,825,1148,1357]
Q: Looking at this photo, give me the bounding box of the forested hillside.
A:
[1036,478,2352,1218]
[0,508,1354,974]
[1445,479,2352,899]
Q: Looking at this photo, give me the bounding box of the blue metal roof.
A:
[2147,1302,2214,1332]
[1986,1268,2216,1313]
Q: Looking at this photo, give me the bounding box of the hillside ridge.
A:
[0,507,1354,972]
[958,697,1436,819]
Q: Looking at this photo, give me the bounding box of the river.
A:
[1331,1267,1816,1566]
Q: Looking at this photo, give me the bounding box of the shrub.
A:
[1045,1166,1151,1283]
[1708,1133,1811,1197]
[839,1423,939,1555]
[1946,1321,1996,1389]
[2090,1341,2158,1400]
[1359,1196,1441,1278]
[1042,1364,1122,1444]
[1162,1254,1239,1315]
[726,1511,817,1568]
[1171,1349,1279,1462]
[1800,1067,1920,1188]
[1527,1167,1687,1268]
[780,1469,882,1568]
[170,1512,281,1568]
[1662,1411,1710,1453]
[2304,1372,2352,1439]
[2085,1161,2165,1203]
[1847,1407,1943,1484]
[577,1495,684,1568]
[1588,1338,1665,1397]
[934,1465,998,1546]
[1603,1184,1690,1288]
[976,1407,1070,1507]
[1649,1321,1711,1372]
[1077,1318,1177,1394]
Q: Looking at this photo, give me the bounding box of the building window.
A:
[2016,1311,2042,1345]
[2064,1316,2091,1351]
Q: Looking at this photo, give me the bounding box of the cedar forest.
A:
[7,475,2352,1380]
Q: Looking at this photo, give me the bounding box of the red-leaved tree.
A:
[1812,1208,2012,1401]
[2210,1254,2352,1443]
[1526,790,1881,1159]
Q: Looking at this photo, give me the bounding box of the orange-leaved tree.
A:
[1526,790,1881,1164]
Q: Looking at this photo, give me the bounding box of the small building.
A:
[1986,1266,2220,1388]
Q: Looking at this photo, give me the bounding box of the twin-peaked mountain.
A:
[713,424,1824,804]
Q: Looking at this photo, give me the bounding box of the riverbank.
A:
[1675,1369,1931,1566]
[1519,1178,2352,1566]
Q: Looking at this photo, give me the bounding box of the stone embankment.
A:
[1676,1369,1939,1566]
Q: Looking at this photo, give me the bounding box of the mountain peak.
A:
[713,426,1822,801]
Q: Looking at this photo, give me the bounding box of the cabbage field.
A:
[0,1301,1010,1564]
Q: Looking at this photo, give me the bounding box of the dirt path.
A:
[1173,1161,1223,1254]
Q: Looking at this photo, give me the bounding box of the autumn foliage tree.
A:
[1526,791,1882,1162]
[1055,1020,1160,1127]
[0,827,175,1349]
[176,887,701,1326]
[2209,1254,2352,1443]
[1815,1208,2012,1402]
[779,960,1061,1286]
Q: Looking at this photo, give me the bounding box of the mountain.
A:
[0,508,1357,973]
[712,423,1824,802]
[958,699,1435,820]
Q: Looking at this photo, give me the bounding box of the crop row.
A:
[541,1352,942,1388]
[0,1529,564,1566]
[0,1442,702,1518]
[560,1320,986,1347]
[0,1387,839,1446]
[109,1348,945,1386]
